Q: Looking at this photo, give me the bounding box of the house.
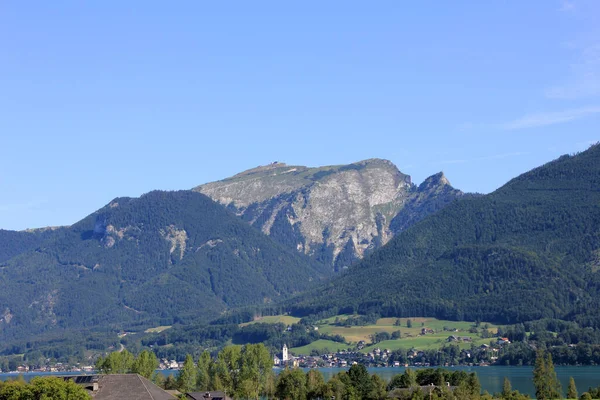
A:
[497,337,511,345]
[186,391,232,400]
[448,335,472,342]
[64,374,175,399]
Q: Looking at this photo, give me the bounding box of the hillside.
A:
[0,228,63,263]
[195,159,465,270]
[287,145,600,325]
[0,190,329,343]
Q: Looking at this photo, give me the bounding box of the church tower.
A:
[282,344,288,361]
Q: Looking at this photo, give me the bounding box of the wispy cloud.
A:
[503,106,600,129]
[559,0,575,11]
[546,44,600,99]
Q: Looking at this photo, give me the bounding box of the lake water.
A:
[321,366,600,397]
[293,366,600,398]
[2,366,599,398]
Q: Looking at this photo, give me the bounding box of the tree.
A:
[0,379,33,400]
[95,350,134,374]
[567,377,577,399]
[177,354,197,393]
[196,351,211,391]
[533,348,562,400]
[217,345,241,395]
[466,372,481,397]
[131,350,158,379]
[501,377,512,399]
[264,370,277,400]
[347,364,373,399]
[388,368,417,390]
[276,368,307,400]
[30,377,90,400]
[306,369,326,400]
[325,373,348,400]
[0,377,90,400]
[237,344,273,399]
[368,374,387,400]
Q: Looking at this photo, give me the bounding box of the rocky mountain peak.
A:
[231,161,291,179]
[195,159,464,270]
[419,172,451,190]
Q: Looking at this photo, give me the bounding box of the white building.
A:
[282,344,289,362]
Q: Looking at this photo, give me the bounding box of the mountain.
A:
[0,227,63,263]
[287,145,600,325]
[0,190,329,341]
[195,159,465,270]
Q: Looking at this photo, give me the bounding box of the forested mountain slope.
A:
[195,159,465,270]
[288,145,600,325]
[0,191,329,341]
[0,228,63,263]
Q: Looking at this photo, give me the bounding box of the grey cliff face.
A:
[194,159,463,270]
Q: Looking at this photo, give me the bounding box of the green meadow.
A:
[314,316,500,352]
[240,315,301,327]
[290,339,351,355]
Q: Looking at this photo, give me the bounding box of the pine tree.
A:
[567,377,578,399]
[533,348,562,400]
[502,377,512,399]
[177,354,197,393]
[196,351,211,391]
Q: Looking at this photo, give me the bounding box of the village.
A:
[271,335,513,370]
[1,337,514,375]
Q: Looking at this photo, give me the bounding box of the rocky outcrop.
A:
[195,159,465,270]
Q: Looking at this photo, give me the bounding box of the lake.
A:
[2,366,600,398]
[320,366,600,397]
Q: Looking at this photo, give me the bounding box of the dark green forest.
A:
[0,190,330,350]
[2,145,600,361]
[287,144,600,325]
[0,228,62,263]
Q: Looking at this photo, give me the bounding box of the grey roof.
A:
[92,374,174,400]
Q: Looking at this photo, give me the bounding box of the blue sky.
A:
[1,1,599,230]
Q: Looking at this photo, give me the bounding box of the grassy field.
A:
[317,317,499,343]
[240,315,301,327]
[316,316,500,351]
[238,314,500,353]
[361,335,492,353]
[144,326,172,333]
[290,339,351,355]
